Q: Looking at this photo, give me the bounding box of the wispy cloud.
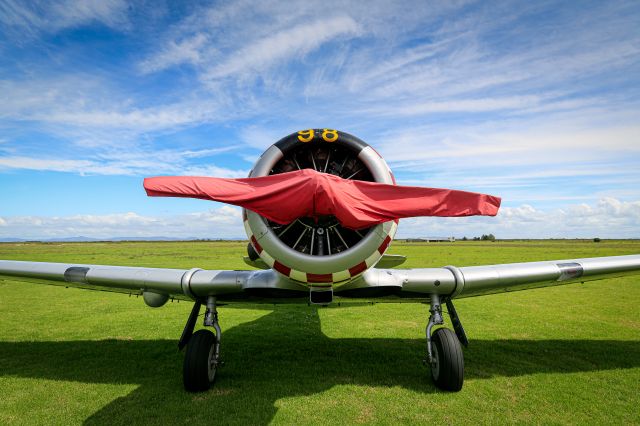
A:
[397,198,640,239]
[138,33,210,74]
[0,76,225,132]
[379,123,640,167]
[202,15,360,80]
[0,0,130,37]
[0,207,244,240]
[0,147,247,177]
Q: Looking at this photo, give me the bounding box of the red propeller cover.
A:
[144,168,501,230]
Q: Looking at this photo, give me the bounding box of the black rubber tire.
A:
[183,329,217,392]
[430,328,464,391]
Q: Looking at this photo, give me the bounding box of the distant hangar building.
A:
[405,237,456,242]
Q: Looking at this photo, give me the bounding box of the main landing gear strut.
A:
[177,294,467,393]
[424,294,468,392]
[179,296,222,392]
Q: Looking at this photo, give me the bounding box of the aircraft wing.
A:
[1,254,639,303]
[448,254,640,297]
[0,260,305,304]
[335,254,640,299]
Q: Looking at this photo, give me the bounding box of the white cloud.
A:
[0,150,248,178]
[138,33,210,74]
[0,157,95,174]
[51,0,129,30]
[41,102,221,131]
[399,164,638,190]
[202,15,360,80]
[377,123,640,171]
[0,76,228,138]
[336,1,640,106]
[0,208,245,240]
[0,0,130,36]
[396,198,640,239]
[364,95,545,116]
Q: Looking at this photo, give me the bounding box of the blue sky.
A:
[1,0,639,240]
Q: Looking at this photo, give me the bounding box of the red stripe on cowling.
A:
[349,261,367,277]
[306,273,333,283]
[273,261,291,276]
[250,235,263,253]
[378,235,392,254]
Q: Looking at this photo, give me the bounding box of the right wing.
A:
[0,260,305,302]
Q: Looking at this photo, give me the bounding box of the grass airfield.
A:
[0,240,639,425]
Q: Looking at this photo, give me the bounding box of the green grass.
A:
[0,240,639,425]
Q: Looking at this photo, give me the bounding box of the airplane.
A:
[1,129,639,393]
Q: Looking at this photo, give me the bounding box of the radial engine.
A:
[244,129,398,289]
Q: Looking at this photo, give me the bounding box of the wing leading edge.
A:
[1,254,639,302]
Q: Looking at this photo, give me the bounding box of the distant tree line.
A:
[461,234,496,241]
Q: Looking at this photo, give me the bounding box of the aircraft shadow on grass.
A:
[1,307,639,425]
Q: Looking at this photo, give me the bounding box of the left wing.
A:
[343,254,640,298]
[1,254,639,303]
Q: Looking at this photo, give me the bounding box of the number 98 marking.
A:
[297,129,339,143]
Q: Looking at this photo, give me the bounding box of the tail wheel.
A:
[183,329,218,392]
[430,328,464,391]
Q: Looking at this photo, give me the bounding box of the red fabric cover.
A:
[144,169,501,230]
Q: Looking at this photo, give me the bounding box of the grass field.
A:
[0,240,639,425]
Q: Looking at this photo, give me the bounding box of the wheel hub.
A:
[431,344,440,380]
[207,343,218,382]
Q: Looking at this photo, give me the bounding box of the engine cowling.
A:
[244,129,398,287]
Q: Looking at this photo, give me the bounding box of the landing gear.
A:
[181,296,221,392]
[425,294,465,391]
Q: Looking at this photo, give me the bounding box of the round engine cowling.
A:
[243,129,398,286]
